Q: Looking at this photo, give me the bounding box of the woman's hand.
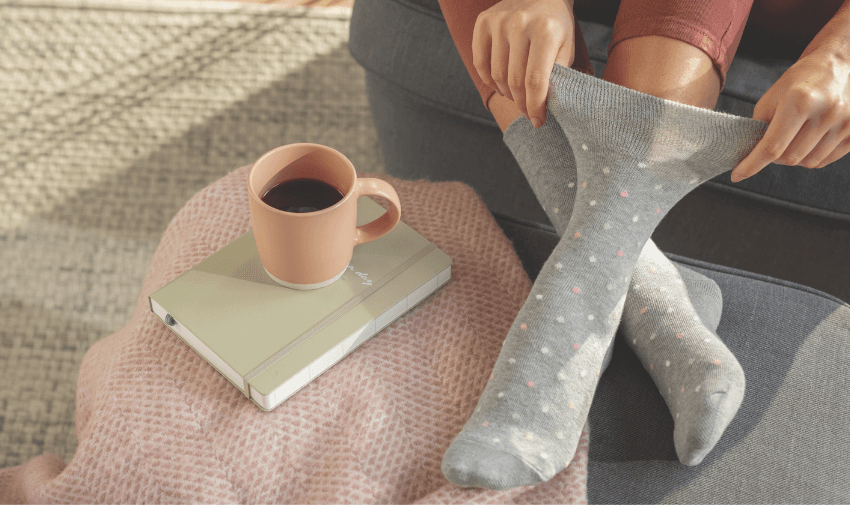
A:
[730,47,850,182]
[472,0,577,128]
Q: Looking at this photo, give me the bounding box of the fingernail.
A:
[531,118,542,129]
[731,172,746,183]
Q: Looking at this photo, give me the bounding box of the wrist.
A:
[801,1,850,62]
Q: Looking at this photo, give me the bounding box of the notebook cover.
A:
[149,196,453,406]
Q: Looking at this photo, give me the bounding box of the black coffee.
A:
[261,177,345,213]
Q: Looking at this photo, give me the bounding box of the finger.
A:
[730,98,808,181]
[816,136,850,167]
[507,35,531,119]
[472,16,500,98]
[776,109,840,167]
[801,118,850,168]
[491,32,513,101]
[525,27,561,126]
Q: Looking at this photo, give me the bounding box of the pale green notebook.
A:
[149,196,453,411]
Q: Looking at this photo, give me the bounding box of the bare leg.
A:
[489,34,721,134]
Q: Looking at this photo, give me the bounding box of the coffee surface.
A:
[261,177,345,213]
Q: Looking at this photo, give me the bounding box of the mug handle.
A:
[352,178,402,246]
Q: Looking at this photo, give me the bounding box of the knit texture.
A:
[0,165,588,503]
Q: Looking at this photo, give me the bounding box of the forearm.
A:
[801,0,850,61]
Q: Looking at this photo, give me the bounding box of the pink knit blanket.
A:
[0,165,588,503]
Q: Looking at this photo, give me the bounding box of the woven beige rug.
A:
[0,0,383,469]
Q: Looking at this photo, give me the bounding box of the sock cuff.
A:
[547,63,769,172]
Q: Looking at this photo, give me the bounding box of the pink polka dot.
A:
[528,381,535,388]
[640,307,647,314]
[574,232,581,238]
[676,333,683,339]
[490,374,494,380]
[520,323,527,330]
[573,343,580,350]
[713,359,722,365]
[681,386,685,393]
[657,208,661,213]
[572,287,581,294]
[620,191,628,197]
[618,250,624,257]
[483,421,489,427]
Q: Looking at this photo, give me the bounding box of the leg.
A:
[603,35,721,111]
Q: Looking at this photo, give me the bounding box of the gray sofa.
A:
[348,0,850,501]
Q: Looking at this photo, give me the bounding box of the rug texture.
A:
[1,0,381,470]
[0,164,590,502]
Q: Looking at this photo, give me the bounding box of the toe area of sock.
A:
[441,439,545,490]
[674,387,745,466]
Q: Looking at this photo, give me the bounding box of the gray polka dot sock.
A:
[441,64,766,490]
[623,239,744,466]
[501,110,744,466]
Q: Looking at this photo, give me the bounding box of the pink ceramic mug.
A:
[247,144,401,290]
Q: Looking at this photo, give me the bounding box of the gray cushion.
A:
[494,212,850,503]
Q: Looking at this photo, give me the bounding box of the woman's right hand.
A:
[472,0,577,128]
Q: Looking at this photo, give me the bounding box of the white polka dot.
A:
[498,391,504,398]
[650,333,656,340]
[554,207,559,214]
[693,315,700,321]
[667,307,674,313]
[568,182,575,188]
[494,438,500,443]
[688,358,695,365]
[557,371,568,381]
[587,314,595,321]
[589,256,597,263]
[633,338,637,345]
[556,432,565,440]
[536,294,543,300]
[476,406,481,413]
[582,144,588,151]
[512,413,520,419]
[638,162,647,168]
[603,167,610,174]
[590,200,596,206]
[632,215,639,222]
[603,223,611,230]
[541,347,549,354]
[541,404,549,413]
[704,338,711,343]
[676,413,679,418]
[580,370,587,377]
[695,385,702,392]
[655,184,663,190]
[509,358,516,364]
[555,262,563,270]
[606,284,613,290]
[635,284,641,290]
[557,316,565,323]
[665,360,671,367]
[541,452,549,459]
[690,177,699,184]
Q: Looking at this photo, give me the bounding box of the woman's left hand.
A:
[730,46,850,182]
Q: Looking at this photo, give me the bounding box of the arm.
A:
[730,0,850,181]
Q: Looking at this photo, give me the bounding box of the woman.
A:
[435,0,850,491]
